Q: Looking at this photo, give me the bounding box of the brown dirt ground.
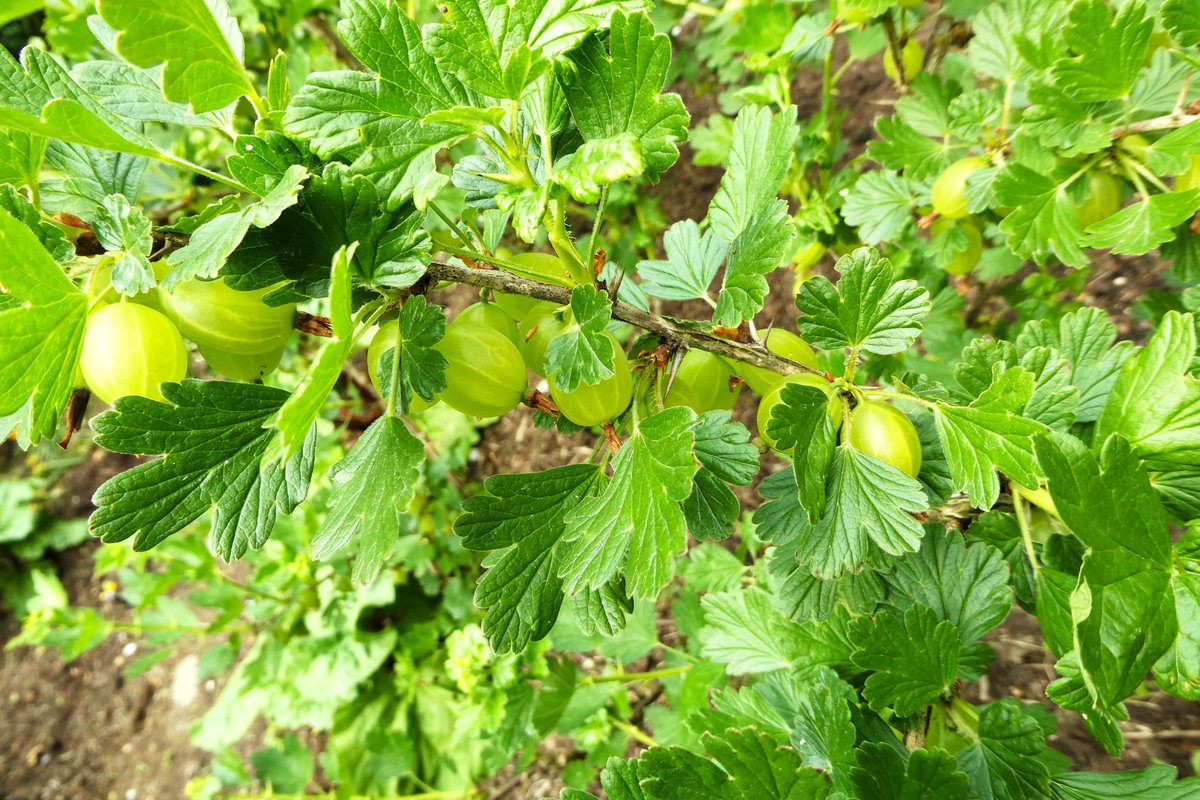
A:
[2,25,1197,800]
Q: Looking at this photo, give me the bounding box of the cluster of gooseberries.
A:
[926,134,1181,277]
[78,261,296,405]
[362,253,922,477]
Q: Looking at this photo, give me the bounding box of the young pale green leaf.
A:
[765,384,839,522]
[933,368,1044,508]
[713,200,794,327]
[776,566,844,623]
[637,220,727,302]
[1018,347,1080,431]
[554,133,645,202]
[1046,652,1127,757]
[545,285,616,392]
[1016,307,1136,423]
[956,700,1052,800]
[165,164,308,285]
[310,416,425,585]
[850,744,971,800]
[90,380,315,560]
[96,0,256,113]
[1096,311,1199,474]
[1050,0,1153,102]
[886,526,1012,644]
[1086,191,1200,255]
[559,11,689,183]
[0,1,42,26]
[426,6,545,100]
[1036,432,1177,710]
[707,104,799,244]
[92,193,154,295]
[225,132,307,197]
[693,673,804,741]
[1022,84,1117,158]
[993,164,1088,267]
[270,246,357,457]
[799,447,928,578]
[702,728,831,800]
[456,463,605,652]
[852,605,959,716]
[0,206,87,447]
[284,0,467,207]
[841,170,914,245]
[796,247,930,355]
[698,587,809,674]
[560,407,698,598]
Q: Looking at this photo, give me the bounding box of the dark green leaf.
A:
[457,463,605,652]
[852,605,959,716]
[90,381,315,560]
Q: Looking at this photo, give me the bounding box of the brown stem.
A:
[305,14,366,71]
[423,260,823,379]
[881,10,910,90]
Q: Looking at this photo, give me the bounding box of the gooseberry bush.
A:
[3,0,1200,796]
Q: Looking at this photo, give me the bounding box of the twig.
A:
[423,260,823,378]
[306,14,367,71]
[1121,729,1200,740]
[881,11,910,90]
[1113,113,1200,137]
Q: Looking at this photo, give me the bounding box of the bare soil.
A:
[1,28,1194,800]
